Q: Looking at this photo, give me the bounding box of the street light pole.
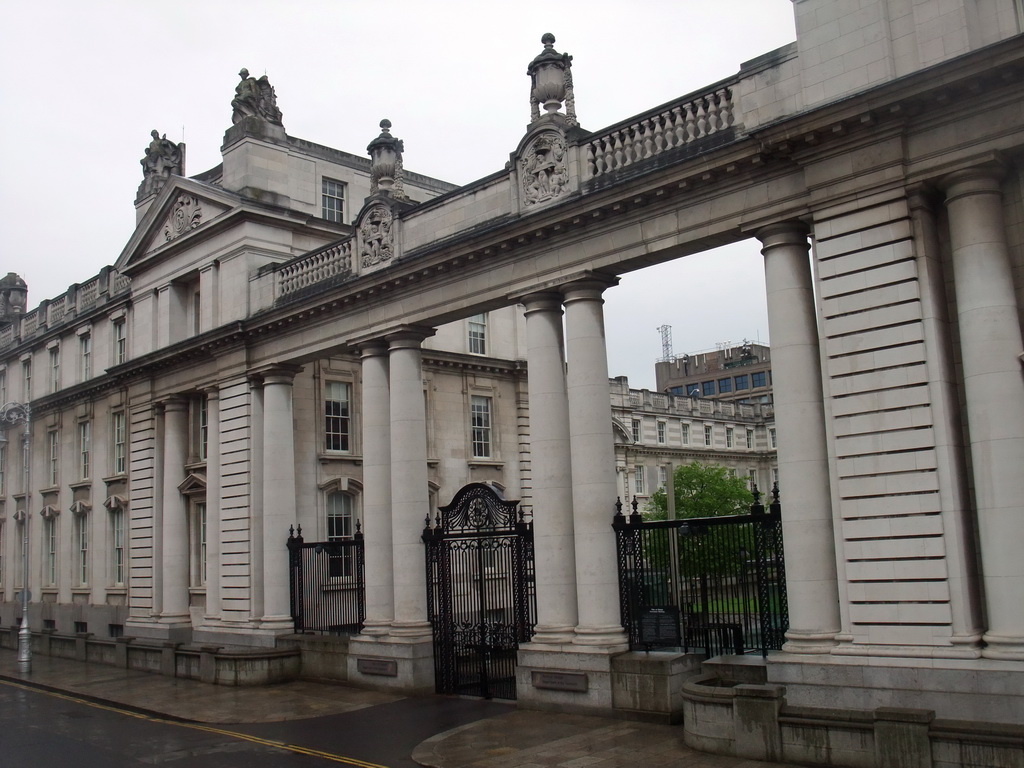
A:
[1,401,32,670]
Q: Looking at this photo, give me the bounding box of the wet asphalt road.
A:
[0,678,513,767]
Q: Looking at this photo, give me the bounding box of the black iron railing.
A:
[613,485,788,658]
[287,524,365,634]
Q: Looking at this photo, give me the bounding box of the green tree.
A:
[646,462,754,521]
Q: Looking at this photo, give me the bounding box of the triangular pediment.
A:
[115,177,238,278]
[178,471,207,496]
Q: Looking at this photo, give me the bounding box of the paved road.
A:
[0,677,512,767]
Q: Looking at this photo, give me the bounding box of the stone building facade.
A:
[0,1,1023,748]
[654,341,773,405]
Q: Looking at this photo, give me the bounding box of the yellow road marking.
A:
[0,678,390,767]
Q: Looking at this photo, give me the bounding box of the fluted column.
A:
[757,222,840,653]
[260,365,301,630]
[944,167,1024,660]
[388,328,434,638]
[562,279,628,648]
[159,397,190,624]
[203,386,222,623]
[359,342,394,636]
[522,292,577,643]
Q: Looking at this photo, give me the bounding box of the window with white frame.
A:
[80,333,92,381]
[658,465,668,490]
[704,425,713,447]
[634,465,646,495]
[657,421,666,444]
[468,313,487,355]
[748,469,758,491]
[44,515,57,585]
[631,419,641,443]
[22,358,31,400]
[111,506,125,586]
[112,411,127,475]
[74,511,89,586]
[746,428,754,450]
[726,427,734,448]
[112,318,127,365]
[471,395,492,459]
[190,500,207,587]
[324,381,352,452]
[680,422,690,445]
[193,395,208,461]
[78,421,91,480]
[49,346,60,393]
[47,430,59,486]
[769,428,777,449]
[322,178,345,223]
[326,490,355,578]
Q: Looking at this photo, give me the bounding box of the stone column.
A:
[944,167,1024,660]
[159,397,190,626]
[260,365,301,631]
[203,386,222,624]
[757,223,840,653]
[522,291,578,643]
[359,342,394,636]
[388,329,433,638]
[562,279,628,648]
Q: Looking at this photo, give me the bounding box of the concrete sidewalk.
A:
[1,649,789,767]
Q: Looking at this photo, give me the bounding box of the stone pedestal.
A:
[516,643,623,715]
[345,634,435,694]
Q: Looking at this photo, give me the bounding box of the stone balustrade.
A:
[277,237,353,299]
[584,85,736,179]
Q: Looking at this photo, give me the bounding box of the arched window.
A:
[326,490,354,578]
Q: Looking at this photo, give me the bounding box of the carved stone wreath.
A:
[164,194,203,241]
[519,131,569,206]
[360,204,394,268]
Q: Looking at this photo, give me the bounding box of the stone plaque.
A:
[638,606,682,648]
[357,658,398,677]
[532,670,588,692]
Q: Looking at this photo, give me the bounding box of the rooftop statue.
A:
[141,130,183,179]
[231,68,283,126]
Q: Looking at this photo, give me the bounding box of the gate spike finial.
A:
[296,524,302,537]
[614,496,624,521]
[355,518,362,534]
[288,524,295,539]
[424,512,431,529]
[772,481,780,503]
[631,496,639,514]
[752,484,761,504]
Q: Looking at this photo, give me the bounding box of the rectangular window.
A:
[79,421,91,480]
[769,428,777,449]
[191,286,201,336]
[0,445,5,496]
[468,313,487,355]
[23,359,31,401]
[191,501,207,587]
[718,377,732,393]
[746,429,754,450]
[470,395,492,459]
[47,430,59,486]
[326,491,354,578]
[324,381,351,452]
[45,517,57,585]
[752,371,767,388]
[49,346,60,393]
[701,380,716,396]
[748,469,758,491]
[194,396,208,461]
[322,178,345,223]
[726,427,734,448]
[680,422,690,444]
[772,467,780,487]
[0,369,6,403]
[113,319,127,365]
[657,421,666,444]
[112,411,127,475]
[658,465,668,490]
[75,514,88,586]
[80,334,92,381]
[631,419,641,443]
[704,425,713,447]
[735,374,749,390]
[634,465,646,495]
[111,508,125,586]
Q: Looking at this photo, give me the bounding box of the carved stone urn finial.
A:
[527,33,577,126]
[367,118,406,197]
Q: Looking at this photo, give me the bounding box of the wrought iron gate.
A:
[287,525,365,634]
[423,483,536,699]
[614,484,788,658]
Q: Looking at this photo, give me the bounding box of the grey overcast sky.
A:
[0,0,796,389]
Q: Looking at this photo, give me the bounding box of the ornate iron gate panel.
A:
[614,485,788,658]
[287,525,365,634]
[423,483,536,700]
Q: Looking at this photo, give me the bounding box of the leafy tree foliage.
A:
[646,461,754,521]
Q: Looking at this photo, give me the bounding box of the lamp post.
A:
[0,401,31,669]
